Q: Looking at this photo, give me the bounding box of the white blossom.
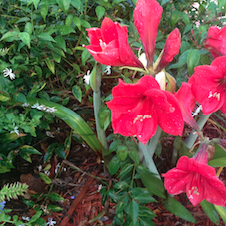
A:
[97,184,103,192]
[104,66,111,75]
[83,70,91,85]
[3,68,16,80]
[10,123,19,135]
[192,105,202,117]
[22,103,30,107]
[47,218,56,226]
[45,107,57,113]
[22,216,30,221]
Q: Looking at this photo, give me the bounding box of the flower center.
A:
[208,91,220,101]
[188,186,200,200]
[99,39,107,50]
[133,115,152,124]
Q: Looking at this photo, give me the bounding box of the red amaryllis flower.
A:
[134,0,163,66]
[204,26,226,58]
[189,56,226,115]
[85,17,143,68]
[175,82,199,130]
[163,142,226,206]
[154,28,181,74]
[106,76,184,144]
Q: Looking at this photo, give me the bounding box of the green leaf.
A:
[82,48,91,65]
[73,17,81,30]
[118,163,133,178]
[38,33,55,42]
[108,155,120,175]
[45,58,55,74]
[141,172,166,198]
[0,93,10,102]
[201,200,220,225]
[13,93,27,103]
[18,32,31,48]
[134,193,157,204]
[56,0,71,13]
[187,49,200,75]
[128,146,139,165]
[171,10,181,26]
[98,106,111,130]
[162,196,196,223]
[95,6,105,21]
[109,140,121,153]
[47,204,63,212]
[113,181,129,190]
[214,205,226,224]
[209,157,226,167]
[117,145,128,161]
[139,206,156,218]
[48,193,65,201]
[55,36,66,51]
[40,4,48,22]
[181,12,190,25]
[57,25,75,35]
[39,172,52,184]
[25,22,33,35]
[72,85,82,102]
[0,133,24,144]
[29,210,43,223]
[65,14,73,26]
[0,31,19,41]
[71,0,83,12]
[55,146,66,159]
[19,97,103,153]
[130,200,139,225]
[19,145,41,163]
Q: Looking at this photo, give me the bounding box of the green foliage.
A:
[0,182,28,202]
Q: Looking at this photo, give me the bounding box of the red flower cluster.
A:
[86,0,181,71]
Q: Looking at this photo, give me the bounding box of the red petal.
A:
[155,28,181,73]
[175,83,198,129]
[86,28,102,46]
[134,0,163,64]
[101,17,118,44]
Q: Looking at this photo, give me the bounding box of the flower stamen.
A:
[133,114,151,123]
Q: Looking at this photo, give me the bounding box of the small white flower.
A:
[192,105,202,117]
[46,131,55,138]
[10,123,19,135]
[97,184,103,192]
[55,163,60,173]
[31,102,40,109]
[104,66,111,75]
[38,165,42,171]
[22,216,30,221]
[22,103,30,107]
[47,218,56,226]
[45,107,57,113]
[83,70,91,85]
[3,68,16,80]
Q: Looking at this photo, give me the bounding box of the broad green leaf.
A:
[19,97,103,153]
[109,140,121,153]
[0,133,26,144]
[98,106,111,130]
[73,17,81,30]
[187,49,200,75]
[28,0,40,9]
[214,205,226,224]
[82,48,91,65]
[181,12,190,25]
[29,210,43,223]
[108,155,120,175]
[72,85,82,102]
[71,0,83,12]
[56,0,71,13]
[45,58,55,74]
[47,205,63,212]
[48,193,65,201]
[209,157,226,167]
[39,172,51,184]
[40,4,48,22]
[113,181,129,190]
[162,196,196,223]
[55,36,66,51]
[57,25,75,35]
[65,14,73,26]
[117,145,128,161]
[118,163,133,178]
[0,31,19,41]
[52,51,61,63]
[171,10,181,26]
[201,200,220,225]
[13,93,27,103]
[0,93,10,102]
[18,32,31,48]
[134,193,157,204]
[139,206,156,218]
[25,22,33,35]
[130,200,139,225]
[19,145,41,163]
[161,0,171,5]
[141,172,166,198]
[95,6,105,21]
[38,33,55,42]
[55,146,66,159]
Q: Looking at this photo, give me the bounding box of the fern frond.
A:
[0,182,28,202]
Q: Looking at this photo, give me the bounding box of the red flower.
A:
[163,143,226,206]
[134,0,163,66]
[85,18,143,68]
[154,28,181,74]
[189,56,226,115]
[204,26,226,58]
[175,82,199,130]
[106,76,184,144]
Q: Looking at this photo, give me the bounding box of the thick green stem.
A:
[139,127,162,179]
[184,114,210,149]
[93,90,108,150]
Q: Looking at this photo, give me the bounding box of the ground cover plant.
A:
[1,0,226,225]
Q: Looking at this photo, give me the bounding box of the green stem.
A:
[93,90,108,151]
[184,114,210,149]
[139,127,162,179]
